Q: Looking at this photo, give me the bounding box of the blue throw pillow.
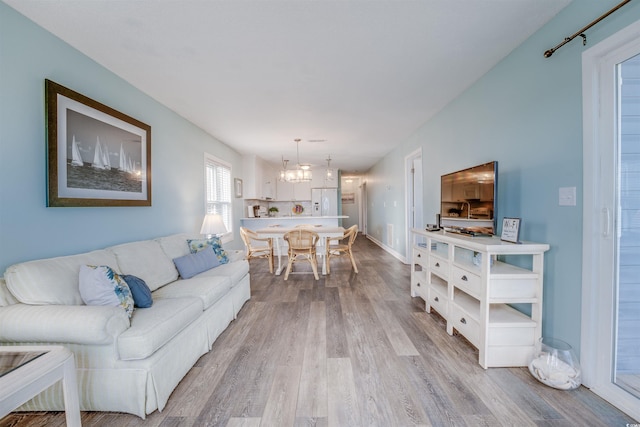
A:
[187,237,229,264]
[173,248,221,279]
[121,274,153,308]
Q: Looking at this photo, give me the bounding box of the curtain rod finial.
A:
[544,49,555,58]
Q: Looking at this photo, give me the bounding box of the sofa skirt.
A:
[15,313,211,418]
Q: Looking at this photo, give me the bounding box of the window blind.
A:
[204,153,232,235]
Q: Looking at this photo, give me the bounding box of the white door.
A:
[582,19,640,421]
[406,149,423,259]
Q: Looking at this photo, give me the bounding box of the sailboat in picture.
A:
[102,142,111,170]
[119,143,133,173]
[92,136,106,169]
[70,135,84,166]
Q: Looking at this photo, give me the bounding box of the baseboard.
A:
[365,235,408,264]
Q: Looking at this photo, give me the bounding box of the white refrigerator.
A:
[311,188,338,216]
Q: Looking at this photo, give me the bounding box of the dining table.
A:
[255,225,345,276]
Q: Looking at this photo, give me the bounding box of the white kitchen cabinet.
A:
[243,155,276,200]
[410,229,549,368]
[276,179,311,201]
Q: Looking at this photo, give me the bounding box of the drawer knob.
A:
[417,253,421,258]
[460,317,467,324]
[435,262,440,267]
[461,275,468,281]
[417,283,421,287]
[434,296,439,302]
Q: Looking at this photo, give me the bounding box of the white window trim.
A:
[581,17,640,421]
[204,152,234,243]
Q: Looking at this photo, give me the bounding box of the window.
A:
[204,153,233,240]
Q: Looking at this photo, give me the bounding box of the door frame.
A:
[405,148,422,260]
[581,17,640,421]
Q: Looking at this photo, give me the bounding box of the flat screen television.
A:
[440,161,498,235]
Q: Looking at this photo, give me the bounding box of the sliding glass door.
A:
[582,19,640,422]
[614,53,640,401]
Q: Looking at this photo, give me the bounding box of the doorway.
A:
[405,149,423,259]
[582,18,640,421]
[340,176,362,232]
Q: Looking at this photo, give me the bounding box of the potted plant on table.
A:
[268,207,279,217]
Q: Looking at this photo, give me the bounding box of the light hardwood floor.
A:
[2,235,637,426]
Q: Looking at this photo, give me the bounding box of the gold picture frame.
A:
[46,79,151,207]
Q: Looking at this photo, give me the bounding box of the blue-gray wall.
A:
[366,0,640,353]
[0,3,245,273]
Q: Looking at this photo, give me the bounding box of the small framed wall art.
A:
[234,178,243,198]
[46,79,151,207]
[501,217,521,243]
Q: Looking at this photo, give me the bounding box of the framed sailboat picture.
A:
[45,79,151,207]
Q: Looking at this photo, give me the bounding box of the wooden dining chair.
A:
[240,227,274,274]
[326,225,358,274]
[283,229,320,280]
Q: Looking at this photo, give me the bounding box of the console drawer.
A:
[450,304,479,347]
[429,285,448,317]
[430,256,449,280]
[413,247,428,268]
[411,270,428,299]
[451,265,481,298]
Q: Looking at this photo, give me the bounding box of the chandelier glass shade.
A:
[279,139,312,183]
[325,155,335,181]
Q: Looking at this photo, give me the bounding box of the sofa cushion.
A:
[108,240,178,292]
[196,259,250,287]
[4,249,119,305]
[173,249,221,279]
[121,274,153,308]
[156,233,200,261]
[187,237,229,264]
[117,297,202,360]
[152,275,232,310]
[79,265,134,318]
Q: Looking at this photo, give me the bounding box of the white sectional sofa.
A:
[0,233,250,418]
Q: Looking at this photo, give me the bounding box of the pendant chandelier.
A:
[325,154,335,181]
[279,139,312,183]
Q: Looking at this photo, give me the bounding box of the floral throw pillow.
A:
[187,237,229,264]
[79,265,134,318]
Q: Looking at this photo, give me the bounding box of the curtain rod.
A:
[544,0,632,58]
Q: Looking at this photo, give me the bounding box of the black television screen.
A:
[440,161,498,234]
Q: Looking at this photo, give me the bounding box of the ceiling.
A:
[4,0,571,174]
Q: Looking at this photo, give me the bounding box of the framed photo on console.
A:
[501,217,521,243]
[45,79,151,207]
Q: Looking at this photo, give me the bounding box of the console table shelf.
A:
[411,229,549,368]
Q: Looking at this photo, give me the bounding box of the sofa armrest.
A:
[0,304,130,345]
[226,249,244,263]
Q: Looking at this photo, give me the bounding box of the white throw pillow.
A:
[79,265,134,318]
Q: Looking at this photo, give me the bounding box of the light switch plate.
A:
[559,187,576,206]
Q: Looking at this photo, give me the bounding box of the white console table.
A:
[411,229,549,368]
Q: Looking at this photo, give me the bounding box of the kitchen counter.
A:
[242,216,348,220]
[240,215,348,230]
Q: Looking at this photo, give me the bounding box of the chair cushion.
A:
[173,249,221,279]
[117,297,202,360]
[79,265,134,318]
[152,275,232,310]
